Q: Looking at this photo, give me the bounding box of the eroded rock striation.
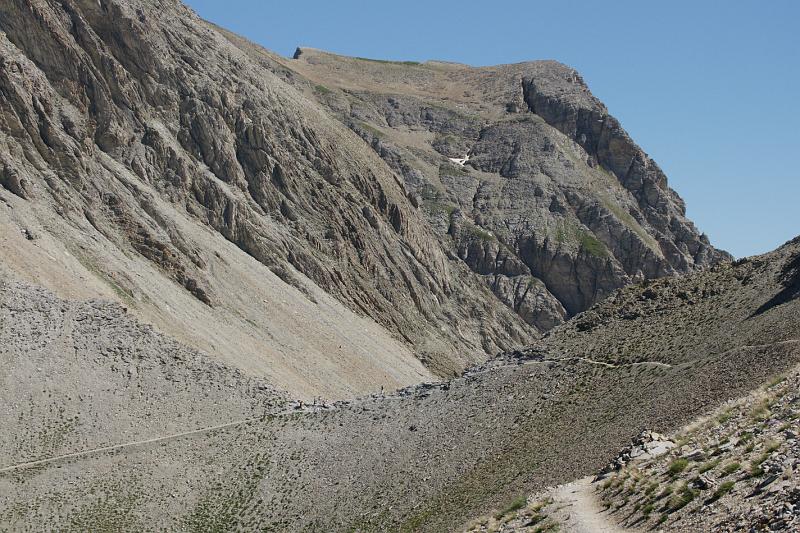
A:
[0,0,537,390]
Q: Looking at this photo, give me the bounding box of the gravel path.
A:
[549,477,627,533]
[0,417,261,474]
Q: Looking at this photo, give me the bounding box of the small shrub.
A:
[495,496,527,519]
[749,442,780,476]
[644,481,659,495]
[707,481,735,503]
[720,462,740,477]
[529,500,549,513]
[667,485,697,513]
[750,399,771,421]
[532,520,558,533]
[656,484,674,500]
[698,458,721,474]
[526,513,545,526]
[667,458,689,477]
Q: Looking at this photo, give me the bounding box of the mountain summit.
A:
[278,46,730,324]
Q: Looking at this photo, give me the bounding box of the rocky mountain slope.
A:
[241,44,730,329]
[2,231,796,530]
[0,0,535,400]
[594,364,800,532]
[2,2,791,531]
[1,0,727,401]
[0,277,285,467]
[465,362,800,533]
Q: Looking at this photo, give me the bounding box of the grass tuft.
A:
[494,496,527,520]
[719,462,740,477]
[706,481,735,503]
[667,458,689,477]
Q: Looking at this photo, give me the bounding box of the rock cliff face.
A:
[0,0,725,396]
[0,0,536,396]
[267,47,729,327]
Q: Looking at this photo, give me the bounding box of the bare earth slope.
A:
[2,237,796,531]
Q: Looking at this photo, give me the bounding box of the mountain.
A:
[3,1,794,531]
[0,0,726,402]
[2,232,797,531]
[250,44,729,327]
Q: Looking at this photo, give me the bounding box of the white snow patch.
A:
[448,154,470,166]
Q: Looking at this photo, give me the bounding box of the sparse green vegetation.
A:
[737,431,755,446]
[313,84,332,95]
[719,462,741,477]
[495,496,527,519]
[698,458,721,474]
[553,220,608,257]
[419,184,441,201]
[749,441,781,476]
[353,120,385,139]
[466,224,495,242]
[707,480,735,503]
[599,195,659,251]
[579,232,607,258]
[533,520,559,532]
[666,485,696,513]
[438,161,471,177]
[750,399,772,421]
[656,484,674,500]
[718,410,734,424]
[424,200,457,218]
[667,458,689,477]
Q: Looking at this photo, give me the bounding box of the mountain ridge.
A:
[249,41,730,324]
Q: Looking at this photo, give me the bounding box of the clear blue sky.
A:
[185,0,798,258]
